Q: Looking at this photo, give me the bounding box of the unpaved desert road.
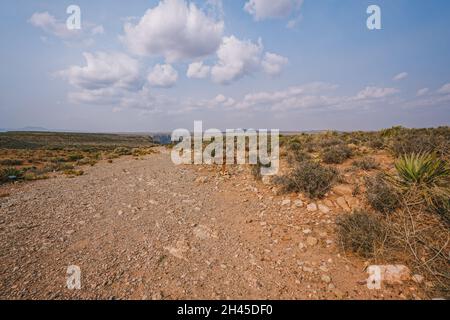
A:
[0,148,420,299]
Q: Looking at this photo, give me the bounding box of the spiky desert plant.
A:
[395,153,449,185]
[393,152,450,219]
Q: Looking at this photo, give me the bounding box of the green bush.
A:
[275,160,338,199]
[336,210,388,258]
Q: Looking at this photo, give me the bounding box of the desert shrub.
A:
[336,210,388,258]
[365,174,400,214]
[0,159,24,166]
[286,139,303,152]
[287,149,311,165]
[275,160,338,199]
[322,144,353,164]
[0,167,23,183]
[114,147,132,156]
[67,153,83,161]
[367,138,385,150]
[63,169,84,176]
[319,137,342,148]
[352,157,379,171]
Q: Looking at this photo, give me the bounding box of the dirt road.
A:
[0,148,421,299]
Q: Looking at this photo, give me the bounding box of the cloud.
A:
[187,61,211,79]
[147,64,179,88]
[244,0,303,21]
[354,87,399,100]
[29,11,103,44]
[210,36,288,84]
[393,72,408,81]
[211,36,263,84]
[120,0,224,62]
[437,83,450,94]
[58,52,141,90]
[261,52,289,76]
[417,88,429,96]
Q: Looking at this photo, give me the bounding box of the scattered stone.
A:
[318,204,330,214]
[294,200,304,208]
[333,184,353,196]
[321,275,332,284]
[281,199,291,206]
[336,197,350,211]
[307,203,318,212]
[306,237,318,247]
[261,176,271,185]
[195,176,208,184]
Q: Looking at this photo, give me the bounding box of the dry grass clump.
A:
[275,160,338,199]
[365,174,400,214]
[113,147,132,156]
[322,144,353,164]
[287,149,311,165]
[352,157,380,171]
[336,210,389,258]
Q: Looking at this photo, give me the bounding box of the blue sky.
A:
[1,0,450,132]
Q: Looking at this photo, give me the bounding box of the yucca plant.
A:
[394,152,449,186]
[393,152,450,220]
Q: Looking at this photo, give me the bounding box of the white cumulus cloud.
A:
[244,0,303,21]
[58,52,141,90]
[187,61,211,79]
[147,64,179,88]
[262,52,289,76]
[211,36,263,84]
[120,0,224,62]
[210,36,288,84]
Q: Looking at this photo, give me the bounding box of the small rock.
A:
[307,203,317,212]
[336,197,350,211]
[412,274,424,284]
[281,199,291,206]
[333,184,353,196]
[294,200,304,208]
[261,176,271,185]
[321,275,332,283]
[306,236,318,246]
[318,204,330,214]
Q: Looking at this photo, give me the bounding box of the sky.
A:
[1,0,450,132]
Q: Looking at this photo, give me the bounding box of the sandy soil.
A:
[0,148,425,299]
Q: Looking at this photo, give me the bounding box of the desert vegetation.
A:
[272,127,450,295]
[0,131,157,184]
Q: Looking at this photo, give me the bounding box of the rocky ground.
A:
[0,148,427,299]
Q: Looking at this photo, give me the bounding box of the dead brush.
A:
[274,160,338,199]
[386,198,450,294]
[336,210,389,259]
